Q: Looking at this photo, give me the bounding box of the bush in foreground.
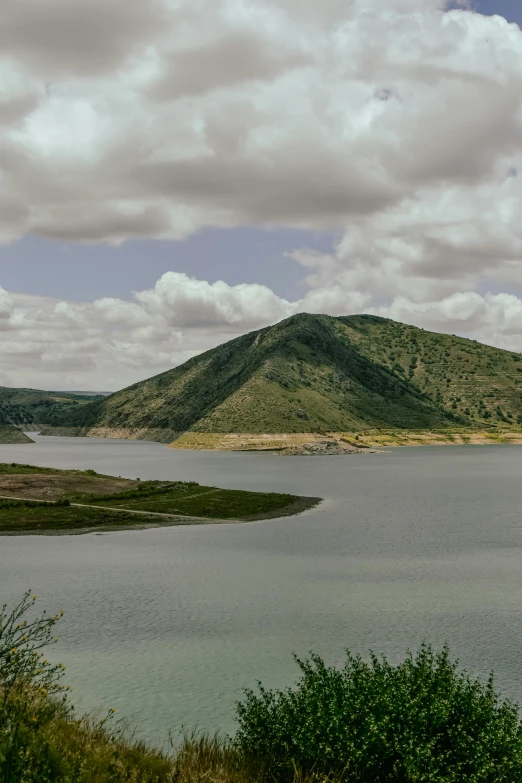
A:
[235,646,522,782]
[0,592,172,783]
[3,592,522,782]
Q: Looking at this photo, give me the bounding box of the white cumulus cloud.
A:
[0,1,521,243]
[1,270,522,390]
[1,0,522,387]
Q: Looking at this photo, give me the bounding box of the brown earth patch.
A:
[0,474,139,500]
[169,430,522,451]
[276,439,379,456]
[170,433,324,451]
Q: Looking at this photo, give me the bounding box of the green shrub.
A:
[81,481,196,503]
[235,645,522,782]
[0,591,67,781]
[0,498,70,509]
[0,593,173,783]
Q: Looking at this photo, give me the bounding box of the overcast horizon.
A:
[2,0,522,391]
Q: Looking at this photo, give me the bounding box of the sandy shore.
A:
[30,426,522,451]
[168,430,522,451]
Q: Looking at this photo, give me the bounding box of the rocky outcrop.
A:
[276,439,378,456]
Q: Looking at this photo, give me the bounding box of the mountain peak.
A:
[38,314,522,440]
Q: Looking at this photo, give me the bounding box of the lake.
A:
[1,434,522,744]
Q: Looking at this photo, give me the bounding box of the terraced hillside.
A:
[0,387,105,427]
[38,314,522,440]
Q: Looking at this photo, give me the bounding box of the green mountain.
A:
[0,387,106,427]
[41,313,522,438]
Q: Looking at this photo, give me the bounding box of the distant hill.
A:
[53,390,113,397]
[39,314,522,440]
[0,387,106,427]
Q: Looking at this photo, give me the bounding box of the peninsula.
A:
[0,463,319,534]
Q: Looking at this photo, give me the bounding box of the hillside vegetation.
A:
[0,425,33,444]
[39,314,522,439]
[0,386,105,427]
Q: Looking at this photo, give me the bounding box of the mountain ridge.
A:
[37,313,522,440]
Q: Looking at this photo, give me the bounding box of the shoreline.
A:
[34,427,522,451]
[169,430,522,451]
[0,516,238,536]
[0,495,321,537]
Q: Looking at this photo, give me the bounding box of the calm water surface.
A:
[1,435,522,743]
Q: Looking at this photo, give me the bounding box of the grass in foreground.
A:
[3,593,522,783]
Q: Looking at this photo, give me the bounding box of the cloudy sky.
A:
[1,0,522,390]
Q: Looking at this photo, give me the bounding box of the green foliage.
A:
[0,463,115,478]
[0,504,168,533]
[0,427,33,445]
[0,593,173,782]
[86,484,314,521]
[0,499,70,509]
[0,463,60,475]
[235,645,522,782]
[77,481,198,503]
[0,387,104,428]
[0,591,67,781]
[0,465,316,531]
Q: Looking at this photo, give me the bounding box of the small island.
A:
[0,463,320,535]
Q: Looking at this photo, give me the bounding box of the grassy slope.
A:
[39,313,522,437]
[0,501,171,533]
[0,425,33,444]
[192,316,449,432]
[0,386,104,426]
[0,463,118,476]
[83,485,309,520]
[339,315,522,427]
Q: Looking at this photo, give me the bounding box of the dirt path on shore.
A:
[0,492,319,535]
[0,494,232,523]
